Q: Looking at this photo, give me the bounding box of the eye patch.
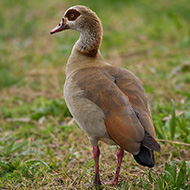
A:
[65,9,80,21]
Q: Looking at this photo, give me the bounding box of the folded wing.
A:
[72,67,153,155]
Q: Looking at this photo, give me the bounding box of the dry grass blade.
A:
[157,139,190,147]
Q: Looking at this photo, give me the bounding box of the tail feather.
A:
[142,130,161,153]
[133,130,161,168]
[133,146,155,168]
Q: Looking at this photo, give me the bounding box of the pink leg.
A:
[111,148,124,186]
[93,146,102,186]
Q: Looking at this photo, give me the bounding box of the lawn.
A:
[0,0,190,189]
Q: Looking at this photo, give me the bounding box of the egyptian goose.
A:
[50,5,161,186]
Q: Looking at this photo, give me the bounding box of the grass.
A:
[0,0,190,189]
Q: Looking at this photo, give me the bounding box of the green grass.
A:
[142,161,189,190]
[0,0,190,189]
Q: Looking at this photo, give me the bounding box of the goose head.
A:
[50,5,103,56]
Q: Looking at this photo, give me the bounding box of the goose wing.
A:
[72,67,149,154]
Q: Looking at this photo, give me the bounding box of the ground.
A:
[0,0,190,189]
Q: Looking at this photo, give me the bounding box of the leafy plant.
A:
[31,98,71,120]
[169,99,176,140]
[2,141,28,157]
[143,160,190,190]
[154,99,190,143]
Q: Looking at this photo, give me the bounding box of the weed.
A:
[142,161,190,190]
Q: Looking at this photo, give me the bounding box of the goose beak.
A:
[50,18,67,35]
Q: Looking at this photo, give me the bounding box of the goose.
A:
[50,5,161,187]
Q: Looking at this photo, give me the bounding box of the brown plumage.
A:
[50,5,161,187]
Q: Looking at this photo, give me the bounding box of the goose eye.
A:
[70,13,75,18]
[66,9,80,21]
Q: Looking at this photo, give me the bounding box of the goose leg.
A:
[93,146,102,186]
[111,147,124,186]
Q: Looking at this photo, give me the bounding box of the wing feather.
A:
[72,67,145,154]
[105,66,156,138]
